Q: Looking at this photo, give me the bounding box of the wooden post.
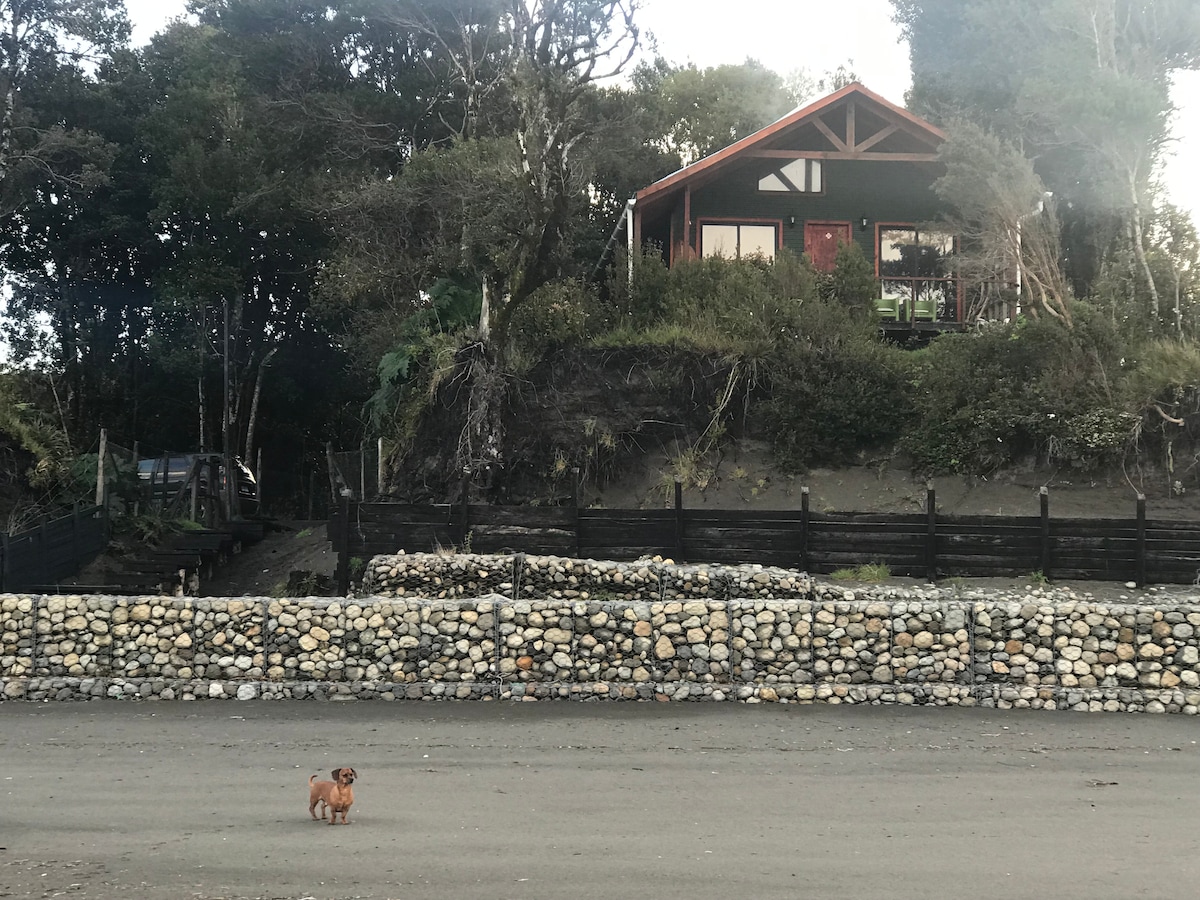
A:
[132,441,140,517]
[1039,486,1051,580]
[256,446,263,509]
[377,438,385,499]
[1135,493,1147,587]
[360,441,367,500]
[147,457,158,513]
[1,531,10,593]
[190,463,201,523]
[459,468,472,547]
[335,492,352,596]
[71,503,80,574]
[95,428,107,508]
[571,467,581,558]
[326,442,338,502]
[37,516,47,587]
[800,486,810,572]
[925,480,937,582]
[673,479,684,562]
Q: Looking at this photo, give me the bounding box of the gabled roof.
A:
[635,82,946,211]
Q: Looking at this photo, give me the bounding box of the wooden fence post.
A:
[71,503,80,572]
[673,479,684,561]
[571,467,581,558]
[1,531,9,592]
[925,480,937,582]
[1135,493,1147,587]
[95,427,107,509]
[1039,486,1051,580]
[377,437,385,499]
[459,468,472,548]
[335,493,352,596]
[132,441,140,517]
[800,486,810,572]
[37,516,47,587]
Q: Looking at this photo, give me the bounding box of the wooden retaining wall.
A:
[330,487,1200,594]
[1,505,109,592]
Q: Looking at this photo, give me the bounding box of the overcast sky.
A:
[127,0,1200,223]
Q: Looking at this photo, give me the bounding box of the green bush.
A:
[507,278,591,359]
[602,251,819,351]
[761,299,912,468]
[823,240,877,312]
[902,309,1131,473]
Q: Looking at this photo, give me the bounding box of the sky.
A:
[126,0,1200,224]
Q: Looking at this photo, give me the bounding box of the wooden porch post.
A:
[683,185,692,259]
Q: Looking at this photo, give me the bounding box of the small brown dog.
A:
[308,767,356,825]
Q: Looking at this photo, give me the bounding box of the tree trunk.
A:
[478,277,491,342]
[198,304,208,451]
[1127,168,1160,330]
[244,345,278,467]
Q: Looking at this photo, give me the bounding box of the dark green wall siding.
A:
[687,158,946,264]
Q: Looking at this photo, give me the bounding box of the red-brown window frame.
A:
[874,221,963,322]
[696,217,784,260]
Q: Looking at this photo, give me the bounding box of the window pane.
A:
[702,224,738,258]
[759,159,813,193]
[739,225,777,261]
[921,230,955,255]
[914,230,954,278]
[880,227,918,278]
[881,279,912,302]
[810,159,821,193]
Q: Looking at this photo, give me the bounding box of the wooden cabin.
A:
[633,82,964,333]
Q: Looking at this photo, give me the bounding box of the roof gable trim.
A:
[636,82,945,204]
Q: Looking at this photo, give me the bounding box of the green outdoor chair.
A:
[873,295,900,321]
[912,294,938,321]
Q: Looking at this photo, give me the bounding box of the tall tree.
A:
[893,0,1200,320]
[0,0,128,213]
[630,57,800,164]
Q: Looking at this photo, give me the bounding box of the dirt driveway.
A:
[1,701,1197,900]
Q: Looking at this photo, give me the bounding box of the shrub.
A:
[760,299,912,468]
[507,278,591,359]
[902,309,1130,473]
[823,240,877,312]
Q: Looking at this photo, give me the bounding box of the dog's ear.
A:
[332,769,341,781]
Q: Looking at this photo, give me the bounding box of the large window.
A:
[701,223,777,261]
[878,226,956,321]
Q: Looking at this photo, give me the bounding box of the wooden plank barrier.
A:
[0,505,109,592]
[330,489,1200,595]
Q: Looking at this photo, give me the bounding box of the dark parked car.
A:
[137,453,259,514]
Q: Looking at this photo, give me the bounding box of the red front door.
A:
[804,222,851,273]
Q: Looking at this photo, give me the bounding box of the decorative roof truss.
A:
[749,97,941,163]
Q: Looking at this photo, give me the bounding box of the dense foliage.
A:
[0,0,1197,520]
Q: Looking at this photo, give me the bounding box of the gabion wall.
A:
[1,552,1198,713]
